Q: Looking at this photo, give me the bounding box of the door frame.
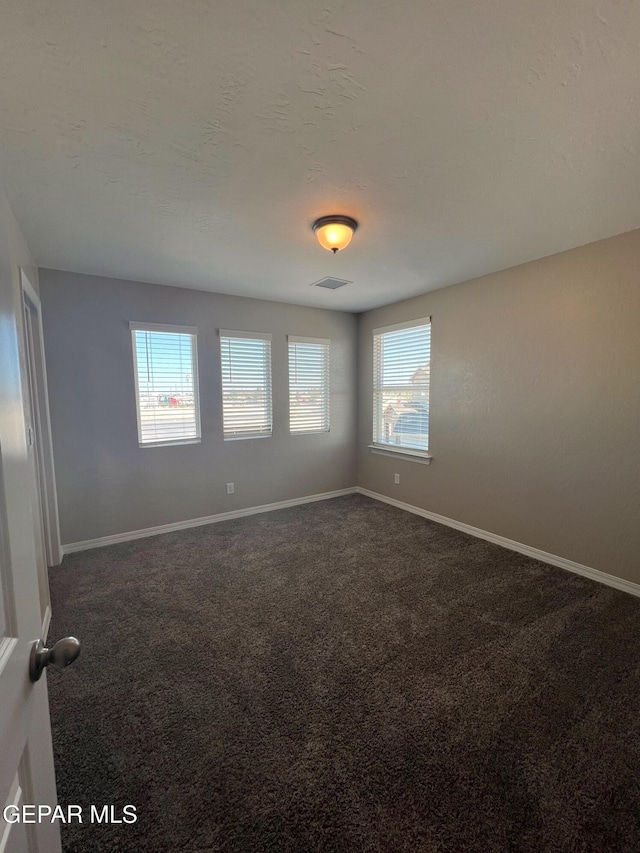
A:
[19,268,62,569]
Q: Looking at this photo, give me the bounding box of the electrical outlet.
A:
[394,473,400,484]
[226,483,235,495]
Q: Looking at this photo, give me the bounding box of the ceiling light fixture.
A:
[312,215,358,254]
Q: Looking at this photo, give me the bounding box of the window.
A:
[373,318,431,454]
[130,322,200,446]
[288,336,330,434]
[220,330,272,439]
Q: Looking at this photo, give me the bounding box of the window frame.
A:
[371,317,432,461]
[130,321,201,448]
[288,335,330,435]
[219,329,273,441]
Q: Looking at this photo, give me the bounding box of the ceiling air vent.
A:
[311,276,352,290]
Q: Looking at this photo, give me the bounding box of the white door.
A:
[21,289,52,631]
[0,265,62,852]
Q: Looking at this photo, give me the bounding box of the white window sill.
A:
[140,438,201,448]
[368,445,432,464]
[224,433,272,441]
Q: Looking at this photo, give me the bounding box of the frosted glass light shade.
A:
[312,216,358,253]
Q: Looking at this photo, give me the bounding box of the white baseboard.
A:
[62,488,358,555]
[62,485,640,599]
[356,487,640,599]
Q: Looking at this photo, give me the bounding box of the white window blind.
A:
[130,322,200,446]
[220,330,272,439]
[373,318,431,453]
[288,336,330,434]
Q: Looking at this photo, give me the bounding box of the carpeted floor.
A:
[48,494,640,852]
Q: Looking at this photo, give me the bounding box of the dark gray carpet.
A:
[48,494,640,852]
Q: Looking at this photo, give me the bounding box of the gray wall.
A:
[358,229,640,585]
[39,270,357,544]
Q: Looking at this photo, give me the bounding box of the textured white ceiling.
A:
[1,0,640,311]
